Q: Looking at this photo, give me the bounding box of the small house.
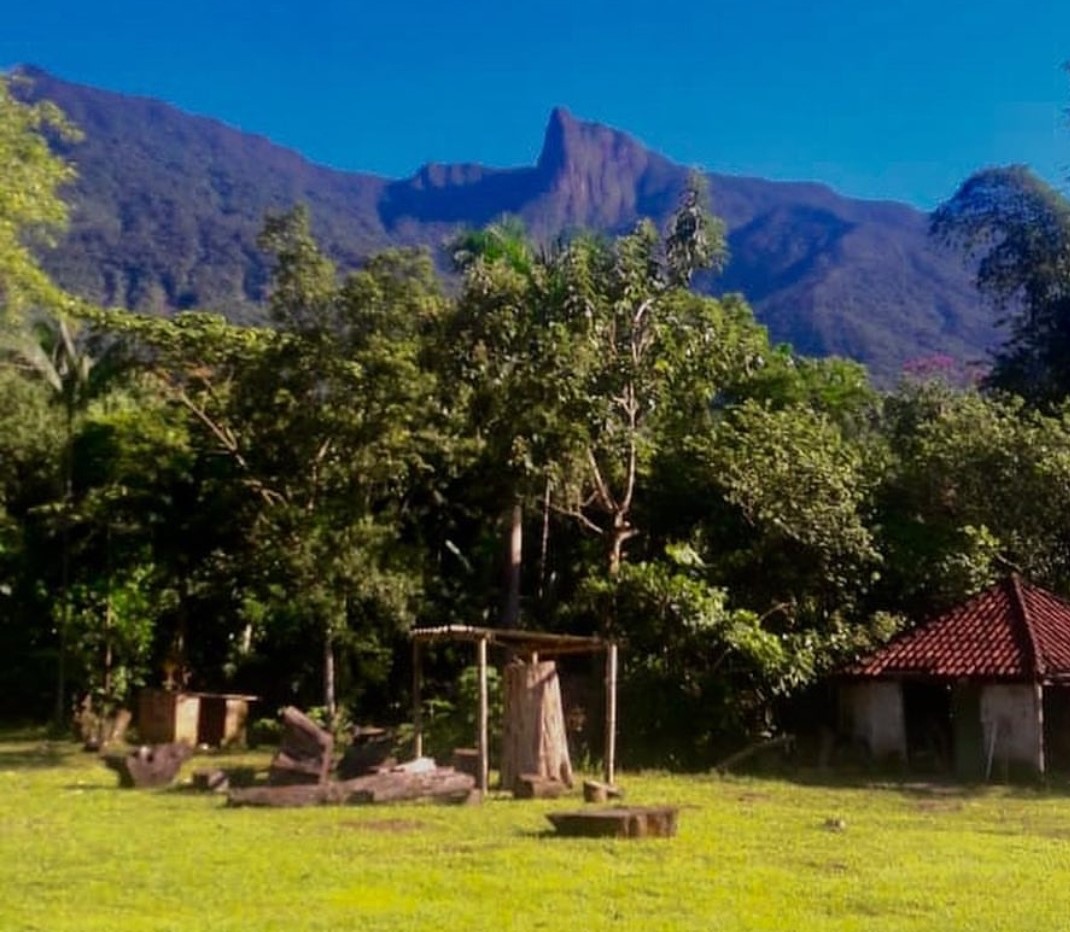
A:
[840,575,1070,778]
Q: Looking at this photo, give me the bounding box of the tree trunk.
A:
[502,501,522,626]
[323,630,336,722]
[53,408,74,728]
[499,660,573,792]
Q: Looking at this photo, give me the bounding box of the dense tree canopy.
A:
[932,166,1070,406]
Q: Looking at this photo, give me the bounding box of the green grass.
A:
[2,732,1070,930]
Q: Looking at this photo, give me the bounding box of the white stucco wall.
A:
[841,681,906,759]
[980,683,1043,771]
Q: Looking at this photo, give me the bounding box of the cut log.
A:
[227,767,476,808]
[582,779,623,803]
[514,773,568,799]
[546,806,679,839]
[102,742,192,788]
[269,706,334,785]
[500,660,573,793]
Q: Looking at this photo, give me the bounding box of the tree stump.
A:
[500,660,573,794]
[546,806,679,839]
[269,707,333,785]
[102,742,192,788]
[582,779,623,803]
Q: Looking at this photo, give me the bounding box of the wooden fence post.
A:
[605,641,617,786]
[412,639,423,760]
[477,636,489,793]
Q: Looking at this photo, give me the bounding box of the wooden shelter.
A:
[409,625,617,793]
[841,575,1070,778]
[137,688,256,747]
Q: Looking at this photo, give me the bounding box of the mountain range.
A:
[15,66,993,382]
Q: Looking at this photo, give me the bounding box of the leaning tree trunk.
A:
[499,660,573,792]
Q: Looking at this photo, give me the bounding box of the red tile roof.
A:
[849,576,1070,681]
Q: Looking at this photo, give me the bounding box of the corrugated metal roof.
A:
[849,576,1070,681]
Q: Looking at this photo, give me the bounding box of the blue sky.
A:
[2,0,1067,208]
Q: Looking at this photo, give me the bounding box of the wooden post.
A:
[1036,682,1046,776]
[477,636,489,793]
[412,640,423,760]
[604,641,617,786]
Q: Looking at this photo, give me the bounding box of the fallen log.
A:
[227,767,476,808]
[103,742,192,788]
[713,734,794,776]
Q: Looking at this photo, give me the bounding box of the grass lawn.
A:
[2,731,1070,930]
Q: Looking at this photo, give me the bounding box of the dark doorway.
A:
[902,681,952,772]
[1044,686,1070,772]
[951,685,984,780]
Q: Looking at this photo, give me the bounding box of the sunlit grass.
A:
[2,731,1069,930]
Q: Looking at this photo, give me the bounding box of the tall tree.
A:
[446,217,552,626]
[104,207,445,719]
[0,74,81,321]
[543,179,730,583]
[931,166,1070,406]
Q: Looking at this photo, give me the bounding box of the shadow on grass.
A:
[0,741,82,770]
[0,723,87,770]
[721,761,1070,800]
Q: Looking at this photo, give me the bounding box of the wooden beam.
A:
[605,641,618,786]
[412,639,423,760]
[477,636,489,793]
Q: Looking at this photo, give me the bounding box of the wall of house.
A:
[840,681,906,759]
[980,683,1043,773]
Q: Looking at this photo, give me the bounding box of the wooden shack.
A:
[137,689,257,747]
[841,575,1070,778]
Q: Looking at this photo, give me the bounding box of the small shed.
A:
[841,575,1070,778]
[137,688,257,747]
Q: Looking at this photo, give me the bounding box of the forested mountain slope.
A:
[17,66,991,380]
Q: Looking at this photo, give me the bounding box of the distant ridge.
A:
[14,66,992,381]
